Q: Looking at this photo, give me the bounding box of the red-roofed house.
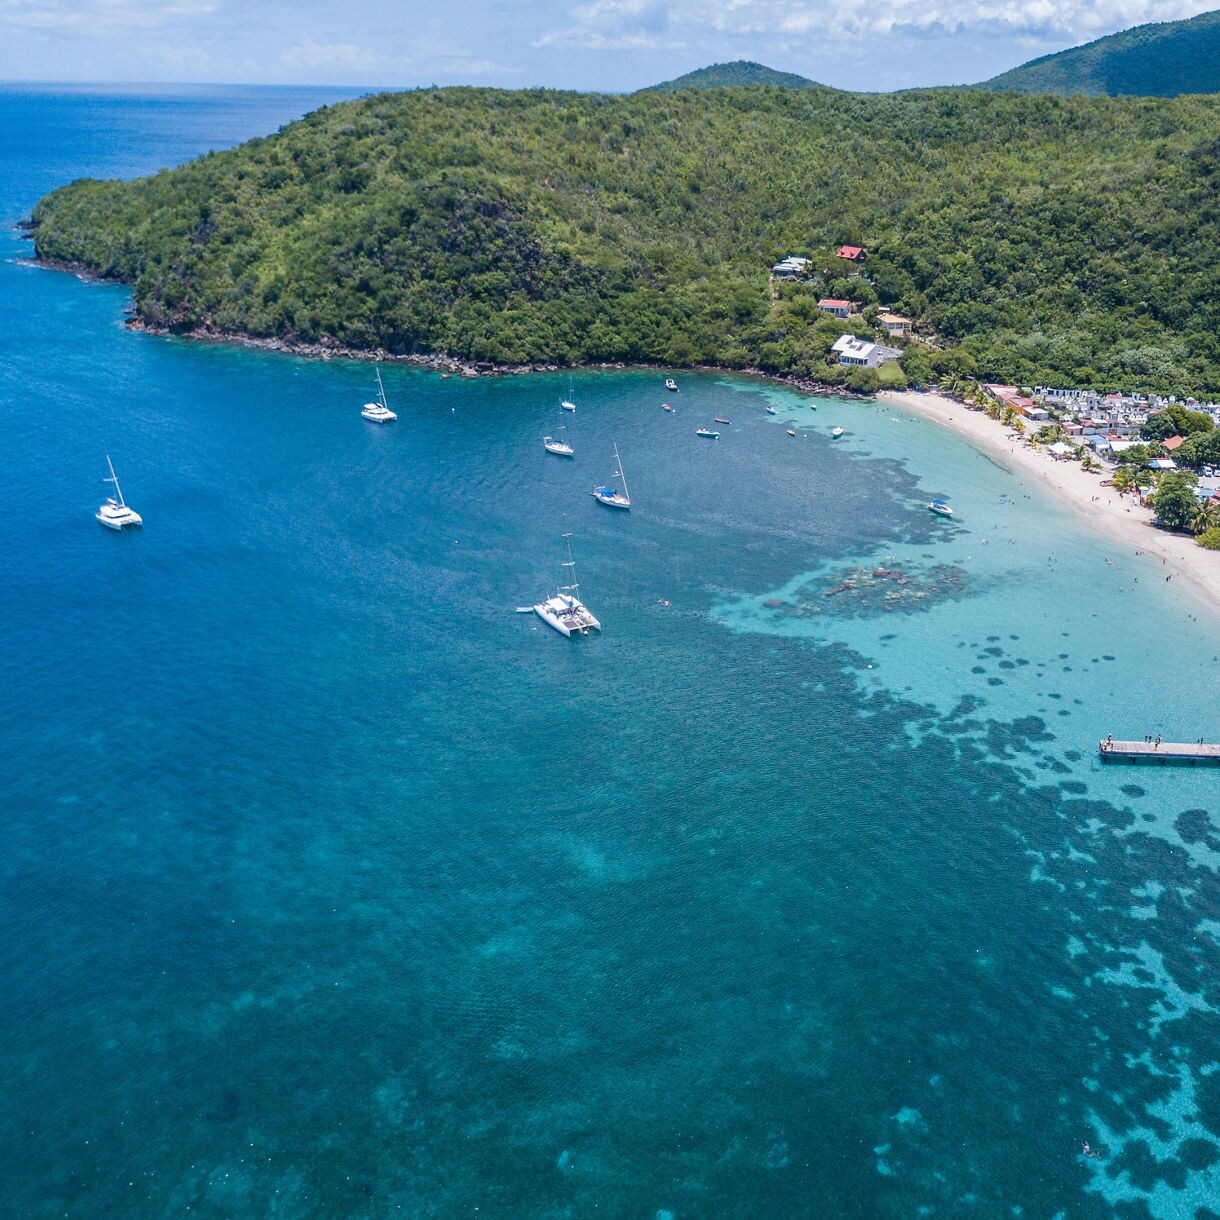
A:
[837,245,867,262]
[1163,435,1185,453]
[818,298,851,319]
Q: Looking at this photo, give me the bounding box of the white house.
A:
[771,256,811,279]
[831,334,902,369]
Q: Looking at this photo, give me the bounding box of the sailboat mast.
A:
[613,440,629,501]
[375,364,387,409]
[105,453,124,507]
[560,527,579,596]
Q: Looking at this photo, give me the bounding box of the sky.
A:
[0,0,1215,92]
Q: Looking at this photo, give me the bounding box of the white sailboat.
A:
[361,365,397,423]
[96,454,142,530]
[543,414,574,457]
[533,526,601,637]
[591,440,631,509]
[561,375,577,412]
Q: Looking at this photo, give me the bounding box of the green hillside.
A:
[644,61,824,91]
[29,86,1220,394]
[978,8,1220,97]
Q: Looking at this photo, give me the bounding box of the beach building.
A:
[1163,435,1185,454]
[837,245,867,262]
[818,298,851,319]
[877,311,911,337]
[831,334,901,368]
[1148,458,1178,471]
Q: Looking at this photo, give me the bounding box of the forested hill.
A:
[644,62,824,91]
[977,8,1220,97]
[29,86,1220,394]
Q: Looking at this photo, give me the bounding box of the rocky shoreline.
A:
[23,251,865,400]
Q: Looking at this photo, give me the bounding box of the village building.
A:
[836,245,867,262]
[818,298,851,319]
[876,311,911,338]
[985,384,1048,419]
[831,334,901,369]
[771,256,811,279]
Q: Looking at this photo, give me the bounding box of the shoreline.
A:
[878,389,1220,615]
[21,256,867,398]
[21,257,1220,612]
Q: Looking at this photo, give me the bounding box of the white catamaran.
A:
[533,527,601,637]
[591,440,631,510]
[96,455,142,531]
[361,365,397,423]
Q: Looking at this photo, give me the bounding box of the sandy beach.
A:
[878,389,1220,615]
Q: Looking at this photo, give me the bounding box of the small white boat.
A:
[561,374,577,412]
[695,427,719,439]
[96,455,142,530]
[831,426,844,439]
[786,428,796,437]
[766,406,777,415]
[534,527,601,637]
[714,417,731,426]
[361,365,397,423]
[665,378,678,392]
[662,402,674,412]
[928,498,954,517]
[544,412,574,456]
[591,440,631,509]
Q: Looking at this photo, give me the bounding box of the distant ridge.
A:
[643,61,824,92]
[977,8,1220,97]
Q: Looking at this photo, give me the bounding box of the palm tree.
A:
[1112,466,1136,495]
[1191,501,1220,535]
[1080,451,1101,472]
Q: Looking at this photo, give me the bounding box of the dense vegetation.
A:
[29,85,1220,393]
[977,9,1220,97]
[644,62,824,92]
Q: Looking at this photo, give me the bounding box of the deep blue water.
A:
[1,86,1218,1218]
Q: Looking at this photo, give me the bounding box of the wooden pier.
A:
[1099,739,1220,766]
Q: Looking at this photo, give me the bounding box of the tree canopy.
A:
[28,85,1220,392]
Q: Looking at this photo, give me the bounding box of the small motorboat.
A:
[695,428,719,439]
[662,402,674,412]
[831,426,844,439]
[766,406,777,415]
[665,378,678,392]
[786,428,796,437]
[928,498,954,517]
[714,417,730,425]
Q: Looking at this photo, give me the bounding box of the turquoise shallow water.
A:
[1,87,1218,1217]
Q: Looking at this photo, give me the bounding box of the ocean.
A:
[0,84,1217,1218]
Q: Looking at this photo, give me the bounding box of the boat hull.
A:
[591,490,631,509]
[96,507,141,530]
[534,595,601,636]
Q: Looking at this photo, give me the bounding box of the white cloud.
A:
[0,0,218,33]
[536,0,1214,51]
[279,37,396,73]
